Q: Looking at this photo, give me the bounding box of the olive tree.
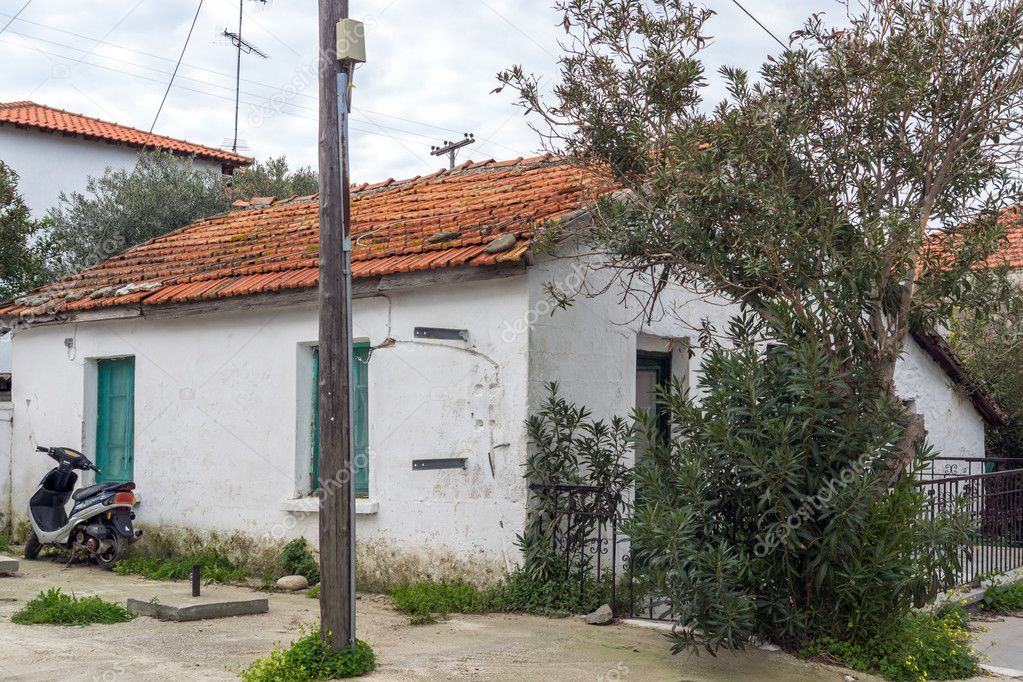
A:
[0,162,45,300]
[501,0,1023,656]
[501,0,1023,458]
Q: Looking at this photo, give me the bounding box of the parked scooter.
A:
[25,446,142,569]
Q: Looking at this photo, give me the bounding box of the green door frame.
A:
[95,357,135,483]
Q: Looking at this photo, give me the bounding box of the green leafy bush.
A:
[114,549,248,583]
[803,609,978,681]
[498,570,606,616]
[0,534,9,553]
[241,628,374,681]
[389,581,496,625]
[388,572,614,624]
[625,329,973,653]
[278,538,320,586]
[12,588,134,625]
[982,580,1023,613]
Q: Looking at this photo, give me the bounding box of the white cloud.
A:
[0,0,834,183]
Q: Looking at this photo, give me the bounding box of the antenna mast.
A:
[223,0,269,153]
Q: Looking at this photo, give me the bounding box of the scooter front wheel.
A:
[95,535,124,571]
[24,531,41,560]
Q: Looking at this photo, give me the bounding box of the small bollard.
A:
[191,564,200,597]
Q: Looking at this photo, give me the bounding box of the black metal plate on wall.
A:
[414,327,468,341]
[412,458,467,471]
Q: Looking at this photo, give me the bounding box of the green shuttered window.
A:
[311,343,370,496]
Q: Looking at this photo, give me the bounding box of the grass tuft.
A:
[114,549,248,584]
[306,584,320,599]
[11,588,134,625]
[241,627,374,681]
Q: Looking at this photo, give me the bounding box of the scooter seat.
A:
[72,482,122,501]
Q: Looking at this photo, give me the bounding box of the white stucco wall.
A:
[0,126,223,217]
[6,254,988,572]
[526,254,988,466]
[0,402,11,532]
[9,275,531,577]
[894,339,986,473]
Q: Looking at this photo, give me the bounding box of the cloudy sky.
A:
[0,0,835,183]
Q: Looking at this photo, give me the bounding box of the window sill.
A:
[280,497,379,515]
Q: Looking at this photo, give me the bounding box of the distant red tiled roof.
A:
[925,206,1023,271]
[0,101,252,167]
[0,155,614,316]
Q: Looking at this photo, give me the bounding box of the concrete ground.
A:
[0,556,874,682]
[974,612,1023,677]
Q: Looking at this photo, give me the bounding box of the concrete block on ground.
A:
[0,555,18,575]
[126,588,267,622]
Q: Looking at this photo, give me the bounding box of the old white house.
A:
[0,101,251,217]
[0,155,1002,582]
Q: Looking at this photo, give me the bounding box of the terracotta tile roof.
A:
[0,155,614,316]
[0,101,252,167]
[925,206,1023,270]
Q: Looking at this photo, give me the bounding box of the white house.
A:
[0,155,1002,584]
[0,101,252,217]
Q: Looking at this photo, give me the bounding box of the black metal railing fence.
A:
[530,458,1023,622]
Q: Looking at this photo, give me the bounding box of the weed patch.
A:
[389,580,497,624]
[388,572,609,624]
[12,588,134,625]
[278,538,320,585]
[982,580,1023,613]
[241,627,374,681]
[499,570,606,616]
[801,608,978,681]
[306,584,320,599]
[114,549,248,584]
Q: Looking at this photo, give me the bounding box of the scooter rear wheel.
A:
[95,535,124,571]
[24,531,41,560]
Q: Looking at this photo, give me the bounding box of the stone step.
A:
[0,555,19,575]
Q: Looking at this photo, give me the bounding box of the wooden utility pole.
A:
[317,0,357,651]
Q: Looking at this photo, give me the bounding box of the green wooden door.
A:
[96,357,135,483]
[311,344,369,495]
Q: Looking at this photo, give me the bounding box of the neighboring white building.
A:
[0,156,1001,583]
[0,101,252,217]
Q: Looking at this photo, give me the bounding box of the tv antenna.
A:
[223,0,269,153]
[431,133,475,169]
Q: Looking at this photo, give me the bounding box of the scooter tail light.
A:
[112,492,135,505]
[121,482,135,491]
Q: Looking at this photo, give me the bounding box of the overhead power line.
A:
[0,12,521,151]
[142,0,205,152]
[0,0,32,37]
[728,0,786,50]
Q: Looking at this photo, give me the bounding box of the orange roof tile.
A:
[0,101,252,167]
[925,206,1023,271]
[0,155,615,316]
